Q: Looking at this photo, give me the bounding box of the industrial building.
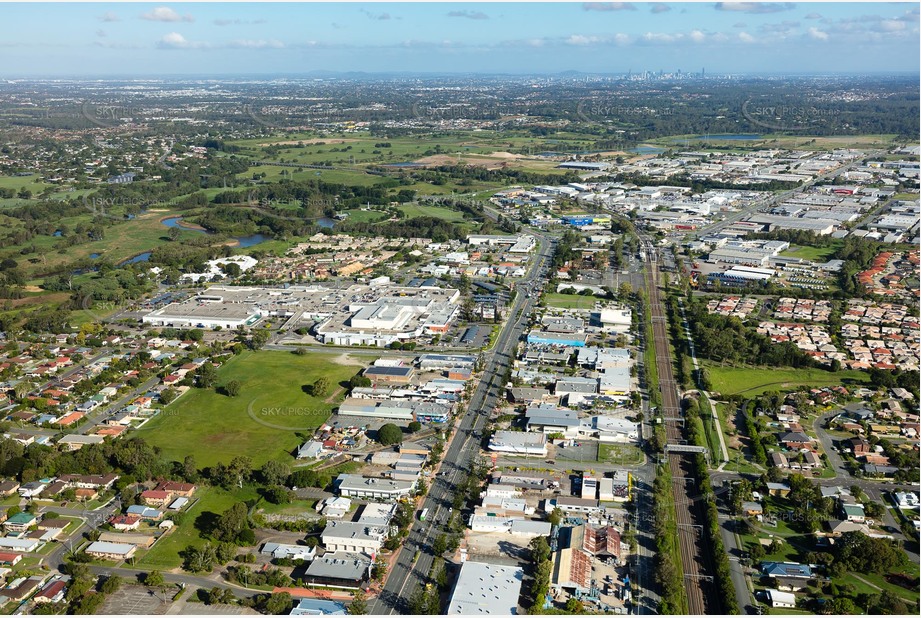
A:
[446,561,524,615]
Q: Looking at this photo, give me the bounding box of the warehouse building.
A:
[446,561,524,615]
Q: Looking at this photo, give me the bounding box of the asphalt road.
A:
[368,234,553,614]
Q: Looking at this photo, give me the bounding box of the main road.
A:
[368,233,554,614]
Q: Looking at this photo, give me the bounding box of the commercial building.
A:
[334,474,415,500]
[488,431,548,456]
[446,561,524,615]
[303,552,371,590]
[321,521,387,555]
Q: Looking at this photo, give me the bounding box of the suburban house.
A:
[85,541,137,560]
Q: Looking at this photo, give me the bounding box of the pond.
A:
[161,216,269,247]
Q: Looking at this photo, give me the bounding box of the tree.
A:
[264,593,293,615]
[145,570,165,588]
[565,598,585,614]
[408,421,422,433]
[160,387,179,405]
[99,575,122,595]
[182,455,199,483]
[182,542,216,573]
[225,379,242,397]
[196,363,216,388]
[377,423,403,446]
[310,377,330,397]
[213,502,250,543]
[547,507,563,527]
[348,590,368,615]
[260,460,290,486]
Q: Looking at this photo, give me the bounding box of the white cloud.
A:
[807,27,829,41]
[98,11,120,23]
[689,29,706,42]
[804,13,822,20]
[583,3,636,12]
[641,31,681,43]
[228,39,284,49]
[650,3,672,14]
[714,3,795,15]
[156,32,205,49]
[95,29,106,38]
[877,20,906,32]
[738,31,756,42]
[567,34,603,45]
[142,7,194,23]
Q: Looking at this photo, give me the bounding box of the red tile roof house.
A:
[162,374,181,384]
[55,412,85,427]
[0,552,23,566]
[34,580,67,604]
[140,490,173,507]
[108,514,142,531]
[156,481,196,497]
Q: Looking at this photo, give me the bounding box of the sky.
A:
[0,2,919,76]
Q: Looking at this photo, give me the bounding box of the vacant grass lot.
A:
[704,364,869,398]
[133,351,367,467]
[136,485,259,570]
[543,292,603,309]
[397,203,469,222]
[598,443,644,466]
[779,242,843,263]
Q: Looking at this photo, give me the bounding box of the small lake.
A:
[688,134,763,141]
[89,253,101,259]
[161,216,269,247]
[316,217,336,229]
[118,252,152,266]
[631,145,666,155]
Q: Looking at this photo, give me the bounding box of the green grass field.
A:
[133,350,368,467]
[779,241,843,263]
[598,443,644,466]
[136,485,259,569]
[704,364,869,398]
[543,292,602,309]
[398,203,469,222]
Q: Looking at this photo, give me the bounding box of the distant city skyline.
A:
[0,2,918,76]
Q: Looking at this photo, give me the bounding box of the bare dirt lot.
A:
[414,152,529,170]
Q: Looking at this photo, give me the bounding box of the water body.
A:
[160,216,269,247]
[630,145,666,155]
[89,253,101,259]
[688,134,763,141]
[118,252,152,266]
[316,217,336,229]
[53,230,63,237]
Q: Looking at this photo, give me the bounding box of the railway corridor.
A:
[643,241,720,615]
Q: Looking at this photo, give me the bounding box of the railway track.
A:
[643,240,718,615]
